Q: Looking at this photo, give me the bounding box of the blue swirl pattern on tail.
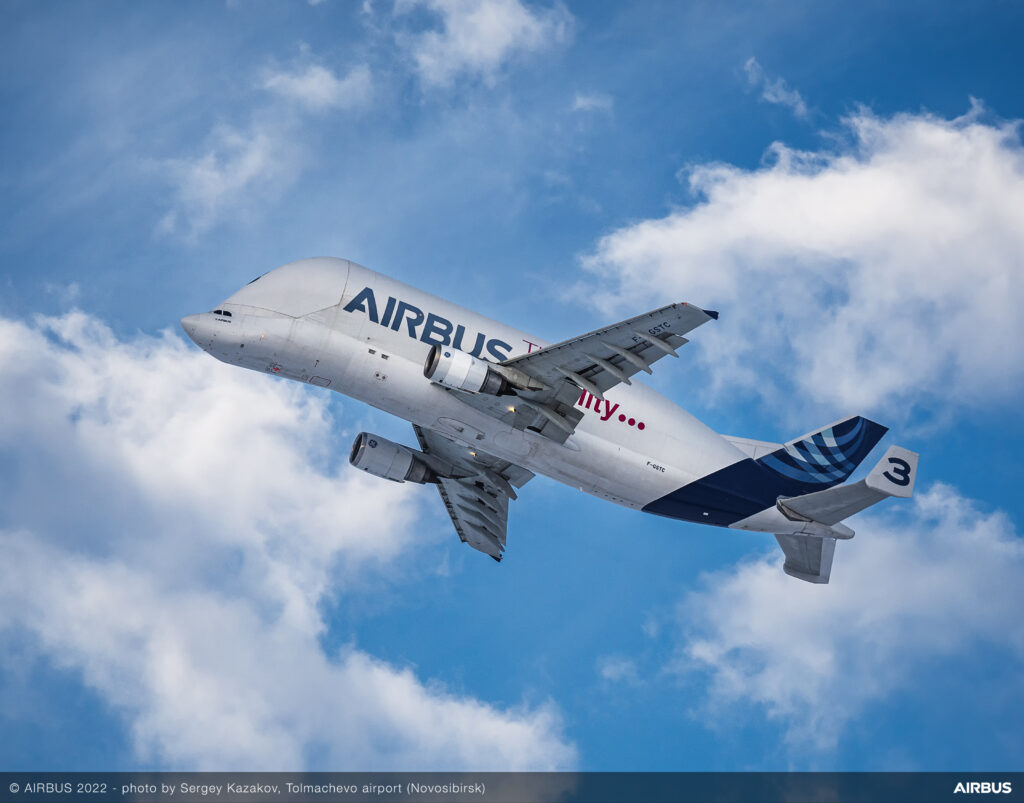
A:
[759,416,876,485]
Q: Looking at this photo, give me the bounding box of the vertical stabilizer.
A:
[758,415,889,487]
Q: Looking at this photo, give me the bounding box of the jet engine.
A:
[423,345,510,395]
[349,432,434,484]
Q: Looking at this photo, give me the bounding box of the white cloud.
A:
[156,121,300,240]
[744,57,808,119]
[669,483,1024,752]
[263,63,373,111]
[158,53,371,240]
[582,105,1024,416]
[0,312,576,770]
[597,655,639,685]
[572,92,613,114]
[397,0,572,87]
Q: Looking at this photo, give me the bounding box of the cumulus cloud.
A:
[744,57,809,119]
[669,483,1024,752]
[0,312,576,769]
[397,0,572,87]
[582,105,1024,416]
[263,63,373,111]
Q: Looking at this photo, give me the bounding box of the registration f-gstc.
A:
[182,258,918,583]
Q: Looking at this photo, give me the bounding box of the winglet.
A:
[865,445,919,498]
[701,308,720,320]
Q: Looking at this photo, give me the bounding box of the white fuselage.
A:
[182,258,750,515]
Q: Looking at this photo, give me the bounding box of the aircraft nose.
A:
[181,314,200,341]
[180,313,215,350]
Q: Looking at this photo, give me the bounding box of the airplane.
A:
[181,257,918,584]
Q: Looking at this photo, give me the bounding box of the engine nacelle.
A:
[348,433,434,484]
[423,345,509,395]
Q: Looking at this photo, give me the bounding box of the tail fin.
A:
[757,415,888,491]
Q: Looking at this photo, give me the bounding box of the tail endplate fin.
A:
[865,444,919,499]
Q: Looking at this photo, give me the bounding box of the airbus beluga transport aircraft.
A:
[181,257,918,584]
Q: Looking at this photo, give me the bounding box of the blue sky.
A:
[2,0,1023,772]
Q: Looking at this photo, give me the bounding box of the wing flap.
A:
[415,424,531,561]
[437,478,505,558]
[439,476,508,558]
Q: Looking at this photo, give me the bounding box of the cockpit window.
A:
[222,310,232,317]
[247,274,264,285]
[211,310,233,317]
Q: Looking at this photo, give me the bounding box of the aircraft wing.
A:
[414,424,534,561]
[455,302,717,443]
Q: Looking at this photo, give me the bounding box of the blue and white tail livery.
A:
[642,415,889,528]
[182,257,920,585]
[760,416,886,486]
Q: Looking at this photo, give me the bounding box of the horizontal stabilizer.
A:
[775,533,836,584]
[778,445,919,526]
[773,446,918,584]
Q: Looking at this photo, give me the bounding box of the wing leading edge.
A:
[435,302,717,443]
